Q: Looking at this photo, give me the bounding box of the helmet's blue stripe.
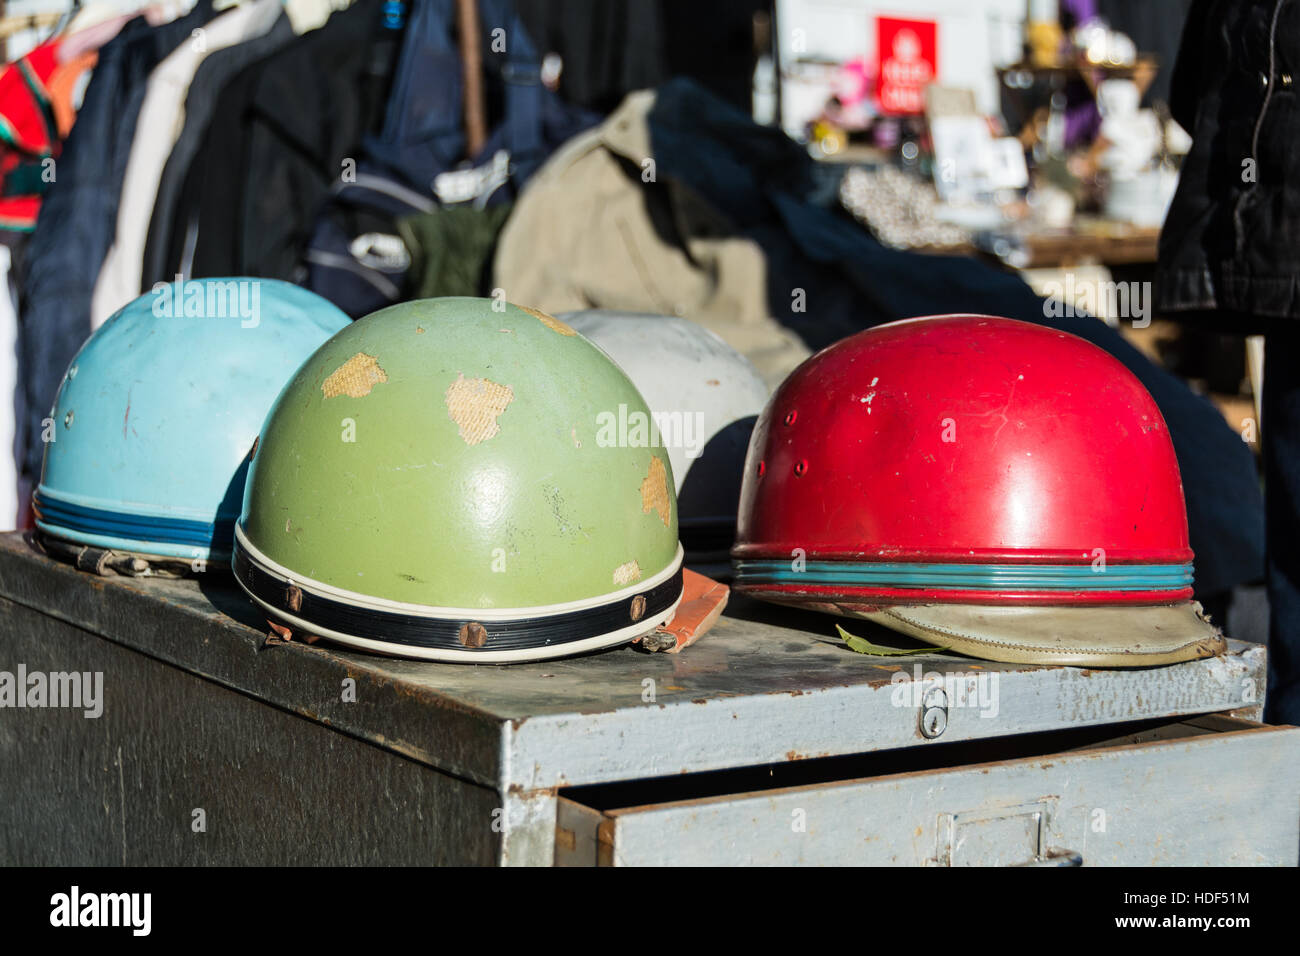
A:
[732,559,1193,591]
[32,493,233,549]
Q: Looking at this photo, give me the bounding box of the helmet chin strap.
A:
[32,530,198,579]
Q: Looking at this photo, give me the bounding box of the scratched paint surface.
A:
[240,298,678,608]
[34,279,348,558]
[734,315,1188,562]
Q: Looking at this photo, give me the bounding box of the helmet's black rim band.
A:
[233,542,684,652]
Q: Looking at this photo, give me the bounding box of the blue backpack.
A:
[303,0,597,317]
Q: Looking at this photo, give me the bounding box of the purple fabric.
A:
[1061,0,1105,149]
[1060,0,1100,30]
[1065,96,1102,148]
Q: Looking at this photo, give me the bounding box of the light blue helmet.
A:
[33,278,350,572]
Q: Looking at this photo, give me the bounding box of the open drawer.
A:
[554,716,1300,866]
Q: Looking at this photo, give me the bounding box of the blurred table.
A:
[973,219,1161,269]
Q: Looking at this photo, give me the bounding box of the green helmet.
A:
[232,297,684,662]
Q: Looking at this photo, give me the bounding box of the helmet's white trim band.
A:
[233,522,683,621]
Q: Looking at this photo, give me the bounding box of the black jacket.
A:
[1157,0,1300,328]
[163,0,397,282]
[140,11,297,288]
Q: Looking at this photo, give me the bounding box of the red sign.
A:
[876,16,937,115]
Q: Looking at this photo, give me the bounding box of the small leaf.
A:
[836,624,946,656]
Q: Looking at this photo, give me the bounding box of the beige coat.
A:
[493,90,810,386]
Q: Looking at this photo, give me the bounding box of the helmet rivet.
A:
[794,460,808,477]
[784,410,797,426]
[757,460,766,477]
[458,621,488,648]
[630,595,647,621]
[285,584,303,612]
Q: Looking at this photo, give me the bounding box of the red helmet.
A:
[732,314,1224,666]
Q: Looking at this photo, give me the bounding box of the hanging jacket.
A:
[1156,0,1300,329]
[16,2,214,487]
[514,0,668,114]
[93,0,284,323]
[0,41,62,232]
[162,0,397,283]
[302,0,599,317]
[139,10,296,290]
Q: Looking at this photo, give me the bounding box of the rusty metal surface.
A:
[0,532,1265,796]
[0,595,499,865]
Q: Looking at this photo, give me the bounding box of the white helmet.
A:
[562,311,769,564]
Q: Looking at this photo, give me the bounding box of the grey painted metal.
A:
[584,718,1300,866]
[499,792,560,867]
[0,533,1282,865]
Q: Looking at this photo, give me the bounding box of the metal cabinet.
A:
[0,533,1292,866]
[556,716,1300,865]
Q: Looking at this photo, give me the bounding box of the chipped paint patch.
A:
[517,304,577,336]
[323,353,388,398]
[445,373,514,445]
[640,456,671,526]
[613,560,642,586]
